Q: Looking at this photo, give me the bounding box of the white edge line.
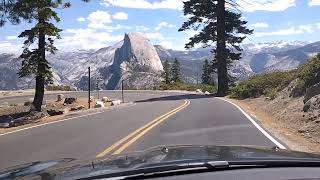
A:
[0,102,136,137]
[215,97,286,149]
[0,111,105,137]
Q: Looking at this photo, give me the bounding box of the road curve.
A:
[0,91,284,169]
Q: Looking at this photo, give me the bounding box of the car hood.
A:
[1,145,320,179]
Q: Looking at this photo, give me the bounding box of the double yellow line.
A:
[96,100,190,158]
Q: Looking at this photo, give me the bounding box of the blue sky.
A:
[0,0,320,53]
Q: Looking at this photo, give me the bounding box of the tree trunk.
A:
[33,15,46,112]
[216,0,228,96]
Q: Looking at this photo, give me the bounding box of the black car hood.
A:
[1,145,320,179]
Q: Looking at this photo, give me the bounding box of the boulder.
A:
[24,101,32,106]
[303,94,320,112]
[47,108,69,116]
[95,101,105,108]
[25,111,47,121]
[102,97,110,102]
[70,105,85,111]
[204,91,210,95]
[111,100,121,106]
[196,89,203,93]
[90,96,94,102]
[57,94,64,101]
[0,115,14,128]
[64,97,77,105]
[304,82,320,103]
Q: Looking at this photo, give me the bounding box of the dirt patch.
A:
[227,96,320,153]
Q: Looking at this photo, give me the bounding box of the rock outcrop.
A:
[102,32,163,89]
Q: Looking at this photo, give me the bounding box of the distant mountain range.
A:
[0,32,319,90]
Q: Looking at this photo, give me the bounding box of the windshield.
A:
[0,0,320,178]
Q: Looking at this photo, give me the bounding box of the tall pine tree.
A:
[202,59,211,85]
[162,60,171,84]
[1,0,89,111]
[179,0,253,96]
[171,58,181,83]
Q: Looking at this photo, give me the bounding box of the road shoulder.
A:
[226,97,320,153]
[0,102,134,136]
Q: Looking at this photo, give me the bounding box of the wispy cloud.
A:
[237,0,296,12]
[254,23,320,37]
[250,22,269,28]
[113,12,128,20]
[155,21,175,31]
[76,17,86,22]
[101,0,184,10]
[309,0,320,6]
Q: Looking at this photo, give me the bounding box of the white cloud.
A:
[155,21,175,31]
[145,32,165,40]
[77,17,86,22]
[101,0,184,10]
[309,0,320,6]
[87,10,112,29]
[136,25,150,32]
[254,23,319,37]
[7,36,18,40]
[57,28,123,50]
[0,41,21,53]
[250,22,269,28]
[159,41,173,49]
[113,12,128,20]
[237,0,296,12]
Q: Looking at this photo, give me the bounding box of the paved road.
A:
[0,91,283,169]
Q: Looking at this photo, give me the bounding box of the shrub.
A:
[231,71,297,99]
[231,53,320,99]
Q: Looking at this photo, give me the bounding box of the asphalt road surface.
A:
[0,91,284,169]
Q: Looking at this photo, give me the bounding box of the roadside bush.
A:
[296,54,320,90]
[231,53,320,99]
[230,71,297,99]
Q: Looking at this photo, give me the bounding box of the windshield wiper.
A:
[77,160,320,180]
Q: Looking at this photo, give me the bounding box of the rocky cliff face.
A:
[99,32,164,89]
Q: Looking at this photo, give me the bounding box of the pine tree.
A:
[162,60,171,84]
[171,58,181,83]
[179,0,253,96]
[202,59,211,85]
[1,0,89,111]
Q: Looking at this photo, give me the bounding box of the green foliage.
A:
[179,0,252,95]
[162,60,171,84]
[231,53,320,99]
[230,71,297,99]
[297,54,320,89]
[47,85,72,91]
[201,59,212,85]
[171,58,181,83]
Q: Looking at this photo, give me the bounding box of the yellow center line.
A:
[113,100,190,155]
[96,100,190,158]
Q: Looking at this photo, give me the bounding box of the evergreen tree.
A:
[202,59,211,85]
[162,60,171,84]
[171,58,181,83]
[1,0,89,111]
[179,0,253,96]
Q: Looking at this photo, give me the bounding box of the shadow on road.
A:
[135,94,217,103]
